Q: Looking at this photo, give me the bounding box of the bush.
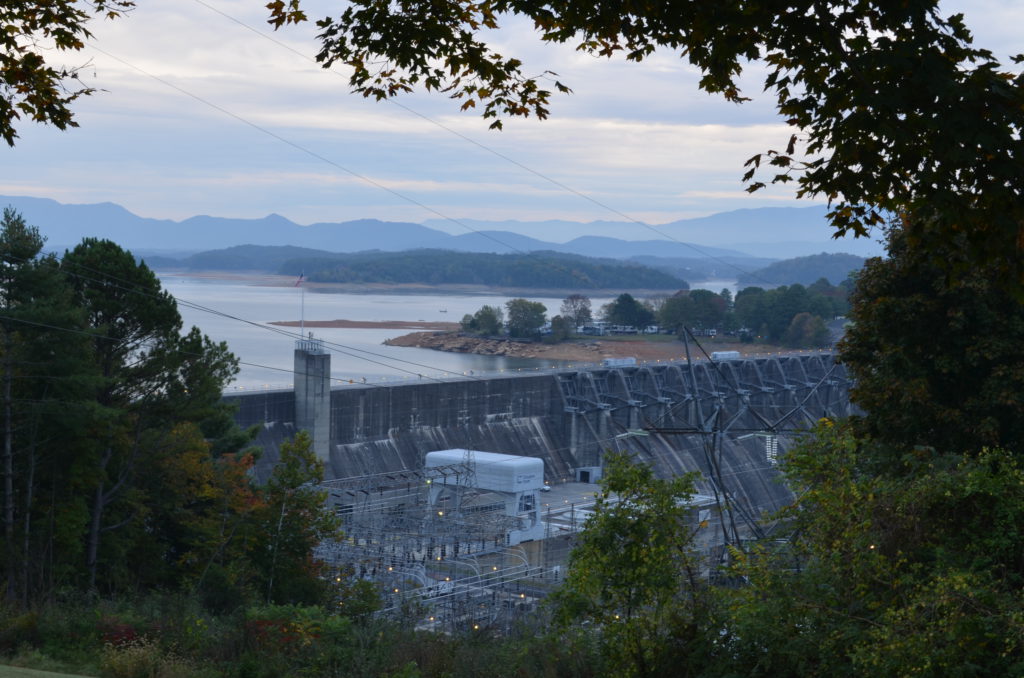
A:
[242,604,355,676]
[100,636,197,678]
[0,609,40,654]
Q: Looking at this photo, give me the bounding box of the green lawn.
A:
[0,666,94,678]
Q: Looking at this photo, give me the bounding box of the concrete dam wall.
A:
[225,353,853,523]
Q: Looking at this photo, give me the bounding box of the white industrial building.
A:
[425,449,545,546]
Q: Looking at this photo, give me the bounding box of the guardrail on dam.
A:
[225,352,853,524]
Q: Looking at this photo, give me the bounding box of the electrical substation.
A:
[227,336,854,632]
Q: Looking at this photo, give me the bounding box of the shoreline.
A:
[267,315,787,362]
[383,331,775,362]
[156,270,692,297]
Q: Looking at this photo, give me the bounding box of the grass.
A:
[0,666,94,678]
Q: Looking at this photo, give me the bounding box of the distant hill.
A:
[628,254,777,282]
[1,196,880,263]
[282,249,691,290]
[0,195,449,253]
[737,252,867,286]
[173,245,342,271]
[427,206,887,258]
[438,231,750,259]
[151,245,689,290]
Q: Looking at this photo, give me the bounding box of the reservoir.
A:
[160,275,611,390]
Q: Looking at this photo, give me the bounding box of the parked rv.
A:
[711,351,741,361]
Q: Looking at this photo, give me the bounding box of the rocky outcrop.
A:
[384,331,605,360]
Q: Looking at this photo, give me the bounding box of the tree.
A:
[687,289,726,330]
[782,312,830,349]
[254,431,341,605]
[0,226,249,601]
[733,287,766,334]
[603,293,654,329]
[552,452,714,677]
[504,298,546,338]
[1,1,135,145]
[767,285,810,340]
[58,238,241,591]
[60,239,184,589]
[468,305,505,337]
[548,314,571,342]
[134,422,255,595]
[723,423,1024,676]
[840,229,1024,455]
[273,1,1024,287]
[0,207,44,599]
[658,291,695,334]
[719,288,732,310]
[0,207,89,602]
[560,294,592,330]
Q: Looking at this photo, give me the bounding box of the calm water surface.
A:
[160,275,614,389]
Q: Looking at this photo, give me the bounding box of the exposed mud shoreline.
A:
[377,330,768,363]
[268,316,783,361]
[383,332,611,360]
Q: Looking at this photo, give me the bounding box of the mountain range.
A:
[423,207,886,258]
[0,195,885,261]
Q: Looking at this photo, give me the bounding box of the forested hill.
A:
[145,244,332,271]
[738,252,866,286]
[150,245,690,289]
[278,249,689,289]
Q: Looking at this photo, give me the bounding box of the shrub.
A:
[0,609,40,654]
[100,636,198,678]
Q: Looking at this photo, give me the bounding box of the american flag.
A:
[294,271,305,287]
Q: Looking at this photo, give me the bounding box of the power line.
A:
[0,305,828,509]
[84,45,604,289]
[97,3,784,287]
[51,254,484,384]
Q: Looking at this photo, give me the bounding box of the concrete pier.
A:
[294,337,331,460]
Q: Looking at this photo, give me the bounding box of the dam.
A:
[227,345,851,492]
[225,343,852,630]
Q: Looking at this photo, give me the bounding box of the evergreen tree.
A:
[841,229,1024,455]
[0,207,91,601]
[603,294,654,329]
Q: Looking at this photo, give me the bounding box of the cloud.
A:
[680,190,826,204]
[8,0,1019,231]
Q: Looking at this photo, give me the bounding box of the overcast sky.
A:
[2,0,1020,235]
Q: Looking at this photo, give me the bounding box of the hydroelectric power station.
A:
[225,338,853,631]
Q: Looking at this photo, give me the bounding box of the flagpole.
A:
[296,271,306,339]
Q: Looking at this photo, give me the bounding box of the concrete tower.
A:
[294,336,331,461]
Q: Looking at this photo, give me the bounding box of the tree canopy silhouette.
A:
[268,0,1023,287]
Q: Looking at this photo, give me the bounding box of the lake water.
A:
[160,275,614,390]
[161,276,739,390]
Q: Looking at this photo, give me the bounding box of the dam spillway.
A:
[226,352,853,522]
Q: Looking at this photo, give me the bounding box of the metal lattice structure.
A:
[288,352,855,631]
[554,348,853,555]
[314,462,579,631]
